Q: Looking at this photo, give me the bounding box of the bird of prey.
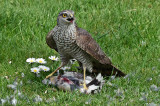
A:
[46,10,125,89]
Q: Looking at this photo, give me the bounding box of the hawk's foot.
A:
[83,83,88,90]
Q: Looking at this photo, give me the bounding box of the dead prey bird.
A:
[42,72,104,94]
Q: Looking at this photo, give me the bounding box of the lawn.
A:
[0,0,160,105]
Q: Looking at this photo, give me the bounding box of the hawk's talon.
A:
[83,83,88,90]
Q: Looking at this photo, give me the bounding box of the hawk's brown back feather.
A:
[76,27,111,65]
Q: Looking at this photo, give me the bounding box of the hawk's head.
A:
[57,10,75,25]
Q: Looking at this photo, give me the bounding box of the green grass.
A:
[0,0,160,105]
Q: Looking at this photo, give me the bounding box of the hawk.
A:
[46,10,125,89]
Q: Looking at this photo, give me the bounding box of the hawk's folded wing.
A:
[76,27,111,65]
[46,29,58,52]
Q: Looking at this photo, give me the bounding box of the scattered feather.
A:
[107,81,118,88]
[42,79,49,85]
[6,96,10,103]
[85,98,92,104]
[4,76,9,79]
[20,81,23,86]
[146,103,157,106]
[7,84,17,90]
[44,90,47,94]
[146,77,152,82]
[9,61,12,64]
[124,74,130,79]
[27,80,32,84]
[0,99,7,105]
[106,95,115,104]
[45,97,56,103]
[139,93,148,102]
[13,80,18,86]
[110,76,116,80]
[17,91,24,98]
[152,67,156,70]
[21,73,25,77]
[114,88,125,100]
[124,74,132,81]
[11,97,17,106]
[141,40,146,46]
[33,95,43,103]
[150,84,160,91]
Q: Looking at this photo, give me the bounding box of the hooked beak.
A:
[67,13,74,23]
[67,17,74,22]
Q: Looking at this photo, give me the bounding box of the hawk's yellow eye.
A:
[63,14,67,18]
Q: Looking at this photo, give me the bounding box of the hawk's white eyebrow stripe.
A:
[63,11,73,17]
[63,12,68,14]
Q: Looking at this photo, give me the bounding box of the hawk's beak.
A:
[67,13,74,23]
[67,17,74,22]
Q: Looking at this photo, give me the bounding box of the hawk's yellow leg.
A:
[83,66,88,90]
[46,64,64,79]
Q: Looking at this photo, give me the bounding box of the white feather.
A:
[87,85,99,94]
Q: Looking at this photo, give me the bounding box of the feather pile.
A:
[42,72,105,94]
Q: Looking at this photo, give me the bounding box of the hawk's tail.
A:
[93,64,126,77]
[108,64,126,77]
